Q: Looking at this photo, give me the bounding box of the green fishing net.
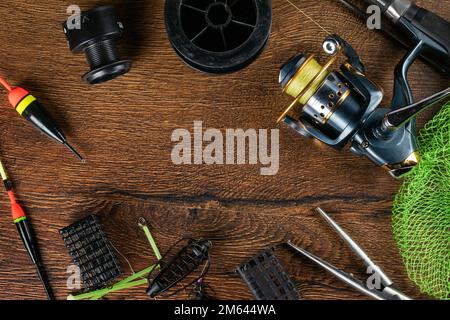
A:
[393,102,450,300]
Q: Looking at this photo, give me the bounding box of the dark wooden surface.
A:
[0,0,448,300]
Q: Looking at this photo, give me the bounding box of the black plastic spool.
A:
[165,0,272,74]
[63,6,132,84]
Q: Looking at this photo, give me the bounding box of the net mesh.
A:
[393,102,450,300]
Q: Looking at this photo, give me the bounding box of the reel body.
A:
[278,35,432,178]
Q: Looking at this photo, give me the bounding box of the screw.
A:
[323,38,339,55]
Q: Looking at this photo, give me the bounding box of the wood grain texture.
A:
[0,0,448,300]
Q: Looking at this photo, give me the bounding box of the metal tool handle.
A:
[286,241,389,300]
[315,208,394,287]
[383,286,412,300]
[313,208,412,300]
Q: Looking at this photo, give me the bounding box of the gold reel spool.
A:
[278,54,339,123]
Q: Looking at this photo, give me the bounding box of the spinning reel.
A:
[278,35,450,177]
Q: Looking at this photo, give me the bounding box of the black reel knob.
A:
[165,0,272,74]
[63,6,132,85]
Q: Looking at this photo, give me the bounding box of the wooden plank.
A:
[0,0,447,300]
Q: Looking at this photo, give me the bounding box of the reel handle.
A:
[383,87,450,129]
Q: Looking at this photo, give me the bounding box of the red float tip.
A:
[7,87,29,108]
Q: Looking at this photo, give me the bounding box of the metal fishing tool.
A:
[287,207,411,300]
